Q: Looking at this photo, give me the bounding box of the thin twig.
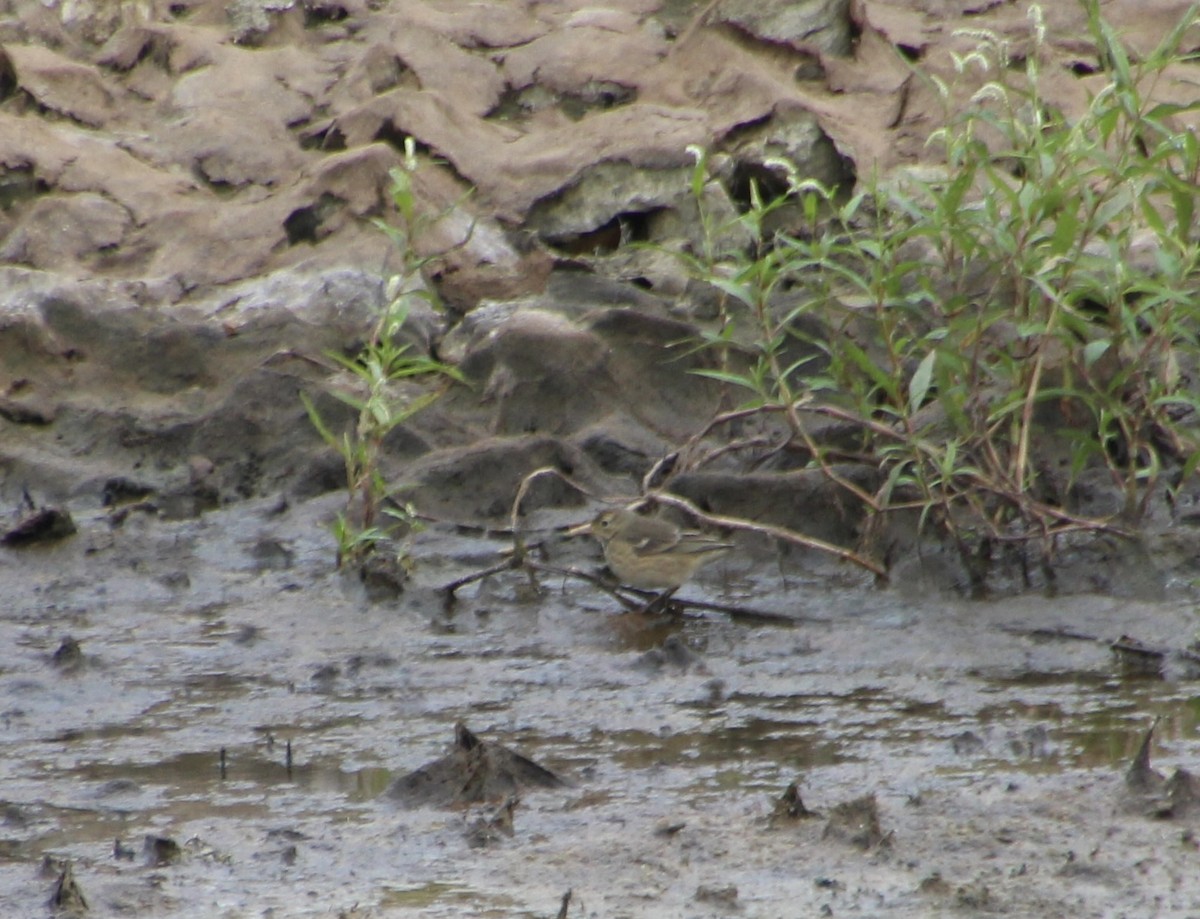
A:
[647,493,888,578]
[439,554,523,597]
[530,561,806,624]
[527,561,644,611]
[509,466,597,554]
[691,435,782,470]
[803,402,1132,539]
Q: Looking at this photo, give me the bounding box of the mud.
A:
[2,492,1199,917]
[4,0,1200,915]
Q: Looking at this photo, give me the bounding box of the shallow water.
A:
[2,493,1199,917]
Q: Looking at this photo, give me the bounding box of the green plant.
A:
[302,139,465,567]
[666,0,1200,571]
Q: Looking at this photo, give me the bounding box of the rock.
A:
[822,793,886,850]
[0,392,55,425]
[668,466,879,546]
[636,634,706,673]
[196,264,408,345]
[721,109,854,209]
[143,834,182,866]
[227,0,296,46]
[695,883,739,906]
[3,45,115,127]
[1118,718,1200,819]
[768,780,819,825]
[526,161,693,247]
[176,109,310,188]
[464,794,519,848]
[457,309,612,435]
[499,21,665,99]
[51,636,84,670]
[47,860,88,914]
[714,0,854,56]
[395,435,599,523]
[357,551,408,601]
[2,506,76,545]
[0,193,131,269]
[387,722,564,807]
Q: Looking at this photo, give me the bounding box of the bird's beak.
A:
[565,521,592,537]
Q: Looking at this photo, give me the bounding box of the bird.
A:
[573,507,733,600]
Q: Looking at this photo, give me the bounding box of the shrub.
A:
[670,1,1200,570]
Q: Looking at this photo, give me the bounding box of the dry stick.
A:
[647,492,888,578]
[440,466,599,602]
[785,397,885,513]
[645,433,782,485]
[807,403,1132,538]
[439,554,524,599]
[527,561,646,612]
[507,464,605,553]
[968,425,1120,539]
[642,405,886,575]
[688,405,771,442]
[648,405,792,491]
[665,404,883,512]
[662,594,817,626]
[529,560,804,625]
[442,466,811,621]
[747,399,887,513]
[693,435,780,470]
[664,409,1126,572]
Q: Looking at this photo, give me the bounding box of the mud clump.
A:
[388,722,564,808]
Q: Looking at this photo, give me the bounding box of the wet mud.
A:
[4,1,1200,914]
[2,492,1199,917]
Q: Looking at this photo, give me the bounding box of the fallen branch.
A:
[645,492,888,579]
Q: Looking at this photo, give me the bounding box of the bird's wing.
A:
[629,532,681,556]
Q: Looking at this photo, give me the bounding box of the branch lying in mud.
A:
[438,466,870,620]
[650,400,1136,582]
[801,403,1136,541]
[439,541,804,625]
[645,492,888,580]
[526,560,804,625]
[439,465,593,610]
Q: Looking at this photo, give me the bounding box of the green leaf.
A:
[388,166,415,223]
[1146,4,1200,63]
[940,438,959,478]
[329,389,366,412]
[781,353,819,380]
[1083,339,1111,368]
[940,169,973,215]
[1139,195,1167,237]
[1178,448,1200,486]
[369,400,392,428]
[326,349,368,377]
[690,368,764,393]
[687,145,708,200]
[709,277,757,308]
[1050,205,1080,256]
[1170,182,1195,237]
[908,349,937,414]
[803,191,818,224]
[841,339,899,402]
[300,392,340,449]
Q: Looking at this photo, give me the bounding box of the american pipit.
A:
[573,507,733,594]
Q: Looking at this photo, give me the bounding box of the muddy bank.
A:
[3,1,1200,916]
[1,491,1200,916]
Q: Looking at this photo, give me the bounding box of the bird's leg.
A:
[639,587,680,615]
